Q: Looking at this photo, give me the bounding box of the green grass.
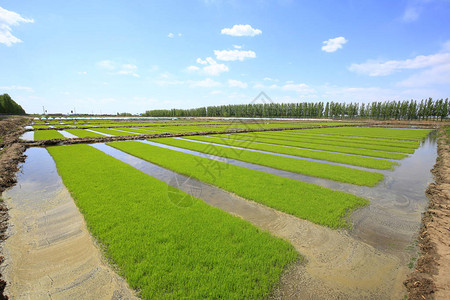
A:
[108,141,369,228]
[34,130,66,140]
[211,134,408,160]
[299,127,431,140]
[48,144,297,299]
[226,132,416,154]
[185,135,396,170]
[153,138,384,186]
[65,129,106,137]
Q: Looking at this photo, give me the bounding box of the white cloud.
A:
[189,78,221,88]
[214,49,256,61]
[189,57,229,76]
[321,36,348,53]
[155,79,184,86]
[96,60,139,77]
[77,71,87,75]
[97,60,116,70]
[402,6,420,22]
[228,79,248,88]
[0,85,33,92]
[0,6,34,46]
[221,24,262,37]
[203,62,229,76]
[398,62,450,87]
[255,82,316,94]
[348,52,450,76]
[168,33,174,38]
[233,45,242,49]
[196,58,208,65]
[117,64,139,77]
[186,65,200,72]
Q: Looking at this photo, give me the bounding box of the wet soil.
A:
[0,117,31,299]
[404,126,450,300]
[2,148,137,299]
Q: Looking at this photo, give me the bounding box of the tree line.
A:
[143,98,449,120]
[0,94,26,115]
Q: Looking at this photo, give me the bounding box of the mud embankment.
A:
[404,126,450,300]
[0,117,32,299]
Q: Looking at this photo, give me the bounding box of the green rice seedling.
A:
[153,138,384,186]
[299,127,431,140]
[185,135,397,170]
[65,129,106,137]
[48,144,298,299]
[229,132,415,154]
[210,134,408,160]
[262,131,420,149]
[34,130,66,140]
[108,141,369,228]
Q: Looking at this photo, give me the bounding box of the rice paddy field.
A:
[6,117,438,299]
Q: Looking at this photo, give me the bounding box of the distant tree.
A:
[0,93,26,114]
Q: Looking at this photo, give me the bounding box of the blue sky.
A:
[1,0,449,114]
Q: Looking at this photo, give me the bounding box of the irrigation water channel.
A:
[2,131,437,299]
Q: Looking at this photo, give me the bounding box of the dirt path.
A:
[2,148,137,299]
[405,126,450,300]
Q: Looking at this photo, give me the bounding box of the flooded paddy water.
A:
[1,129,437,299]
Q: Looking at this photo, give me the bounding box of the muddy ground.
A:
[0,116,32,299]
[404,125,450,300]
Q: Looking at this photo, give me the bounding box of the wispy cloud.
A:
[189,78,221,88]
[321,37,347,53]
[214,49,256,61]
[228,79,247,88]
[187,57,229,76]
[348,52,450,76]
[221,24,262,37]
[0,6,34,46]
[97,60,139,77]
[0,85,33,92]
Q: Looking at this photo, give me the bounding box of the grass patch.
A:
[212,134,408,160]
[185,135,396,170]
[154,138,384,186]
[108,141,369,228]
[34,130,66,140]
[48,144,298,299]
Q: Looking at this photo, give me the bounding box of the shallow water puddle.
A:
[2,148,136,299]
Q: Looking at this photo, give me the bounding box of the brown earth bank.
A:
[404,125,450,300]
[0,116,32,299]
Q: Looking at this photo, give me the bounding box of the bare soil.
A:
[404,126,450,300]
[0,117,32,300]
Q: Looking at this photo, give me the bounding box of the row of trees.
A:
[0,94,26,115]
[143,98,449,120]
